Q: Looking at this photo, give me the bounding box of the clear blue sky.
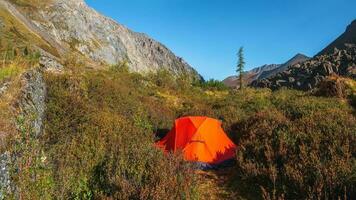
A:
[86,0,356,80]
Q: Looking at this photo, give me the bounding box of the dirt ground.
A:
[196,168,241,200]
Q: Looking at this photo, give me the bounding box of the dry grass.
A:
[0,72,21,148]
[8,0,52,9]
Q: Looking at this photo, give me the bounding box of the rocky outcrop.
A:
[0,66,47,198]
[39,50,64,72]
[0,82,10,97]
[15,68,46,137]
[0,152,10,199]
[5,0,200,79]
[253,47,356,90]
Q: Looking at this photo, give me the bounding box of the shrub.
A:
[315,76,347,98]
[109,60,130,73]
[197,79,228,91]
[6,57,356,199]
[40,71,198,199]
[271,89,351,120]
[234,108,356,199]
[0,64,22,82]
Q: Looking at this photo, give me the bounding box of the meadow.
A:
[2,59,355,199]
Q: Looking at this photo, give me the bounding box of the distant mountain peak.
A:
[284,53,310,66]
[256,53,309,81]
[293,53,308,58]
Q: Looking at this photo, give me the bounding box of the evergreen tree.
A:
[236,47,245,90]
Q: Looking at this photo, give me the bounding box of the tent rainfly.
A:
[156,116,237,169]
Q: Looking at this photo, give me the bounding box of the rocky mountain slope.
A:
[258,53,310,80]
[317,19,356,56]
[223,53,309,88]
[253,46,356,90]
[253,20,356,90]
[1,0,200,78]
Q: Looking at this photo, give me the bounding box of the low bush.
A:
[197,79,228,91]
[234,108,356,199]
[6,62,355,199]
[39,71,198,199]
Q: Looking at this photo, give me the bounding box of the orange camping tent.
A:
[156,116,236,166]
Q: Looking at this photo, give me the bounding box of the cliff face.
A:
[4,0,200,78]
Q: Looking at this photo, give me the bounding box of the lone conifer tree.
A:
[237,47,245,90]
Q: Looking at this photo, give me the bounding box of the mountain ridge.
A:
[258,53,310,80]
[223,53,309,88]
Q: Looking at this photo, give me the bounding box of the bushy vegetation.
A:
[195,79,228,91]
[234,109,355,199]
[0,0,354,198]
[4,61,356,199]
[206,88,355,199]
[28,69,198,199]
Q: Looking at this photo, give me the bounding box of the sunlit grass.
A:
[0,63,23,82]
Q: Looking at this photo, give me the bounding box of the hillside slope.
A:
[254,46,356,90]
[2,0,200,78]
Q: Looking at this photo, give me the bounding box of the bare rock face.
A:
[8,0,199,78]
[16,68,47,137]
[0,152,10,199]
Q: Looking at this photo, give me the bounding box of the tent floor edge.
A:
[192,159,236,170]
